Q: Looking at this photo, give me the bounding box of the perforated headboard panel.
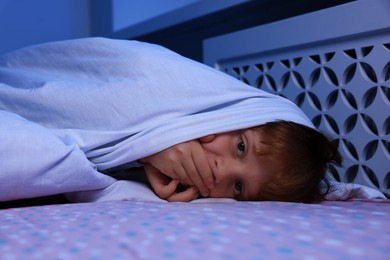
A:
[204,1,390,196]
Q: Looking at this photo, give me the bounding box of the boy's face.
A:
[199,129,275,201]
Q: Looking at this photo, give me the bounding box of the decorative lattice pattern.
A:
[220,42,390,197]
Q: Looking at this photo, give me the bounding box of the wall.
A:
[0,0,90,55]
[108,0,353,62]
[112,0,199,32]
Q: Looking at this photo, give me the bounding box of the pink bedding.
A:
[1,200,388,259]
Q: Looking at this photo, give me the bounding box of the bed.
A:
[1,200,389,259]
[1,1,389,259]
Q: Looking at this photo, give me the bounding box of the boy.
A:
[139,121,341,203]
[0,38,340,203]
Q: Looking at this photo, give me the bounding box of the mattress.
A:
[0,200,388,259]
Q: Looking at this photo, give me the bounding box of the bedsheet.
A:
[1,200,388,259]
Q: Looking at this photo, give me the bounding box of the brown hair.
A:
[252,121,342,203]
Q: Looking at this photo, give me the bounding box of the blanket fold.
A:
[0,110,115,201]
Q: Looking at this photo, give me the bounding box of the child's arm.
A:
[144,164,199,202]
[140,140,214,197]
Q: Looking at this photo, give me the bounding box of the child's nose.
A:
[213,156,236,184]
[213,156,229,183]
[208,155,241,198]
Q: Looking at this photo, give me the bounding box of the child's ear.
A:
[198,135,216,143]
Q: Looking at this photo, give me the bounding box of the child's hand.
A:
[144,164,199,202]
[140,140,214,197]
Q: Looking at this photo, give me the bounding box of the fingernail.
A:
[193,192,200,200]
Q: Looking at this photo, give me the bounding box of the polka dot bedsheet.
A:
[0,200,389,259]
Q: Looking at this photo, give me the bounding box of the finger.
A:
[167,186,199,202]
[173,164,194,187]
[180,159,210,197]
[198,135,216,143]
[159,179,180,199]
[191,147,215,190]
[179,140,214,196]
[145,164,179,199]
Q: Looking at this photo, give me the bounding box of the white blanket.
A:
[0,38,384,202]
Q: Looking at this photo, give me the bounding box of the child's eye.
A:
[237,137,245,156]
[234,180,243,196]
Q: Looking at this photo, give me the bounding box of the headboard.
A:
[204,0,390,197]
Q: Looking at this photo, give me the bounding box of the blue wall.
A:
[113,0,199,32]
[0,0,90,55]
[0,0,201,56]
